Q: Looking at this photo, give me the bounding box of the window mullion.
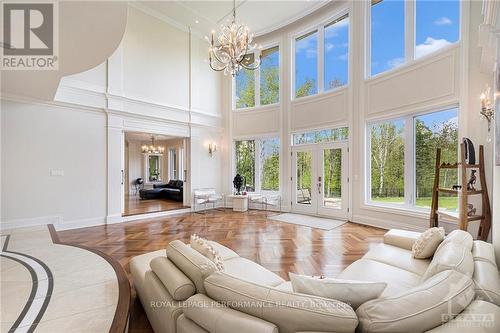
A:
[405,0,416,62]
[255,140,261,193]
[404,117,414,208]
[318,26,325,93]
[255,50,261,107]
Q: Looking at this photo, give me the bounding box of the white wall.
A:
[1,100,107,229]
[2,3,224,229]
[122,7,189,108]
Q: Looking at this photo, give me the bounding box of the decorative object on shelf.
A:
[467,204,476,217]
[233,174,245,195]
[462,137,475,165]
[208,142,217,157]
[479,85,495,141]
[207,0,260,76]
[467,170,477,191]
[452,185,462,191]
[134,177,144,196]
[142,135,165,155]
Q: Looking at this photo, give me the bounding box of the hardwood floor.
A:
[123,194,187,216]
[57,210,386,333]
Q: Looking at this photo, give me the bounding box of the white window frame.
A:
[365,106,459,212]
[168,148,177,180]
[291,8,350,100]
[232,42,281,111]
[291,125,350,146]
[366,0,461,79]
[233,136,281,194]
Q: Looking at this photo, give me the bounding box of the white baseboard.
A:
[55,217,106,231]
[1,215,63,231]
[351,214,427,232]
[121,208,191,222]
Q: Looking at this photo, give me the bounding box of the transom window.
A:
[293,127,349,145]
[367,107,458,211]
[294,12,350,99]
[369,0,460,77]
[235,137,280,192]
[234,46,280,109]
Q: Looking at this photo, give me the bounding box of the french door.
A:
[291,142,348,219]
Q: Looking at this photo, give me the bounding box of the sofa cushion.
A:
[166,240,218,293]
[224,257,285,287]
[423,242,474,281]
[190,235,224,271]
[473,260,500,306]
[150,256,195,301]
[337,259,422,297]
[472,241,498,267]
[412,227,445,259]
[356,270,475,333]
[204,272,358,333]
[437,229,473,252]
[384,229,421,251]
[289,273,387,309]
[184,294,279,333]
[363,243,430,276]
[207,241,239,260]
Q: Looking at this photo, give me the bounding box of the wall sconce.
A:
[480,86,495,138]
[208,143,217,157]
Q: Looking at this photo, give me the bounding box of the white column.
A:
[106,114,124,224]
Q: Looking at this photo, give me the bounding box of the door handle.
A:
[317,182,321,194]
[121,170,124,185]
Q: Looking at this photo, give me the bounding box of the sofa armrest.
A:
[425,300,500,332]
[184,294,278,333]
[384,229,421,250]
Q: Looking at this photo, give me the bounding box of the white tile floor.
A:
[0,226,119,333]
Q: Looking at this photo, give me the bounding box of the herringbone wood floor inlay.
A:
[58,210,386,333]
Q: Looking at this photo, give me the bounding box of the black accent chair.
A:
[139,180,184,202]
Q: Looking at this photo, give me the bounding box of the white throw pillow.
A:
[289,272,387,309]
[412,227,445,259]
[190,234,224,271]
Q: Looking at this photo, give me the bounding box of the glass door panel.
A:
[296,151,313,206]
[322,148,342,209]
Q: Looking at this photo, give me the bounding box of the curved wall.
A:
[225,0,493,233]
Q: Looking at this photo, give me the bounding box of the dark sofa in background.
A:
[139,180,183,202]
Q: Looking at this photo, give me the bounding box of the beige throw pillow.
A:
[289,272,387,309]
[190,234,224,271]
[412,227,445,259]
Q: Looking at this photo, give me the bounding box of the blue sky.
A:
[372,0,459,75]
[240,0,460,102]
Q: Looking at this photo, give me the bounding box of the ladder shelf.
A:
[429,143,491,241]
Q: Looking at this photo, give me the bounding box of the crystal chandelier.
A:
[208,0,260,76]
[142,136,165,155]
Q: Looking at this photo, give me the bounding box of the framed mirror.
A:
[147,154,162,182]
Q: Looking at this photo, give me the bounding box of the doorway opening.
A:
[123,132,189,216]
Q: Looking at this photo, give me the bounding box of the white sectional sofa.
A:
[130,229,500,333]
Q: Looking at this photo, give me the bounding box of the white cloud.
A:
[306,48,317,59]
[325,43,335,52]
[338,53,348,61]
[433,17,452,26]
[387,57,405,69]
[415,37,451,58]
